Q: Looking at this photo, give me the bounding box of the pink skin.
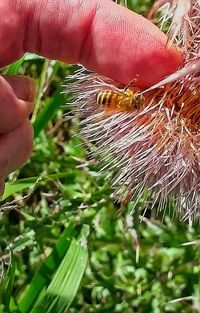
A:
[0,0,182,195]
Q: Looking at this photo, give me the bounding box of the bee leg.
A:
[124,75,139,91]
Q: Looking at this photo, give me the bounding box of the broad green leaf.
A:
[2,171,83,201]
[5,55,26,75]
[5,53,44,75]
[2,177,38,200]
[22,53,44,61]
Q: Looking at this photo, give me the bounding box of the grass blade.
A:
[33,87,66,138]
[18,225,76,313]
[0,251,15,311]
[30,225,89,313]
[17,225,89,313]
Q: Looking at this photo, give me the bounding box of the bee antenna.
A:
[124,76,139,91]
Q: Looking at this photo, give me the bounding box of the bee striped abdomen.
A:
[96,90,117,107]
[96,88,145,113]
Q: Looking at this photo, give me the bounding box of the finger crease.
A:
[79,3,100,65]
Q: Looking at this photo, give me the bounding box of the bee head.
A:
[134,93,145,108]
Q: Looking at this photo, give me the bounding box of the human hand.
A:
[0,0,182,195]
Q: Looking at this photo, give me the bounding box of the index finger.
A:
[1,0,182,87]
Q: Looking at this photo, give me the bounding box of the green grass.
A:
[0,1,200,313]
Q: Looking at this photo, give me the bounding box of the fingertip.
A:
[0,119,33,177]
[0,76,34,133]
[134,42,183,89]
[77,1,183,88]
[168,43,183,68]
[3,75,36,101]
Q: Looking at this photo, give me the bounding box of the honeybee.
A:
[96,88,145,113]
